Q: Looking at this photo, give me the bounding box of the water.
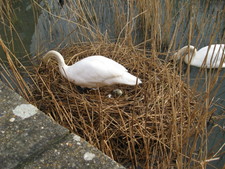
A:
[0,0,224,168]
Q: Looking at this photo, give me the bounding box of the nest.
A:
[32,43,205,168]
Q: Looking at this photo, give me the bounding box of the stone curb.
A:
[0,80,125,169]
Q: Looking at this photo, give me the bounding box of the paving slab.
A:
[0,80,125,169]
[24,134,124,169]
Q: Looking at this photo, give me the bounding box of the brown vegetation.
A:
[0,0,224,168]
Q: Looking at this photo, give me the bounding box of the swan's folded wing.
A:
[65,56,128,86]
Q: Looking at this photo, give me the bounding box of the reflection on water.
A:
[30,0,79,57]
[0,0,224,168]
[30,0,129,57]
[0,0,34,59]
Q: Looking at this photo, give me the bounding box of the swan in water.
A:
[43,50,142,88]
[172,44,225,68]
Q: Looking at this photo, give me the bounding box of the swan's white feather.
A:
[175,44,225,68]
[193,44,225,68]
[43,51,142,88]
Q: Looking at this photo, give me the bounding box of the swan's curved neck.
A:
[43,50,66,67]
[43,50,68,77]
[175,45,196,61]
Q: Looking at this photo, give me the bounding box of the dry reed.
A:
[30,42,212,168]
[0,0,224,168]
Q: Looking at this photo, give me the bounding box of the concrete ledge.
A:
[0,80,125,169]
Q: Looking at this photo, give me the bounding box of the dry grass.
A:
[0,0,225,168]
[0,0,14,18]
[28,42,212,168]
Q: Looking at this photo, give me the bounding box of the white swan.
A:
[43,50,142,88]
[173,44,225,68]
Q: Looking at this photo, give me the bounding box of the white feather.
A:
[174,44,225,68]
[43,50,142,88]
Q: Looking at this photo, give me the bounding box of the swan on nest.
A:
[43,50,142,88]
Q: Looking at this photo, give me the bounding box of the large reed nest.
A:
[32,43,206,168]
